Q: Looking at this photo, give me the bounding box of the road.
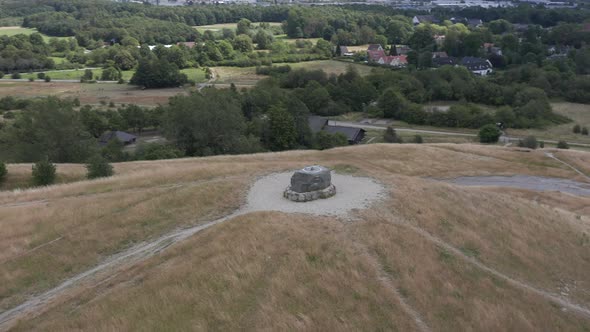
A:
[330,120,590,148]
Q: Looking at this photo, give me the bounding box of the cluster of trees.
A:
[0,156,114,189]
[262,65,568,129]
[0,87,350,164]
[18,1,291,46]
[0,33,57,73]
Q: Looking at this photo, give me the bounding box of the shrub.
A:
[0,71,4,79]
[557,141,569,149]
[28,77,34,82]
[86,155,114,179]
[37,72,46,80]
[384,127,403,143]
[573,124,581,133]
[0,161,6,183]
[3,111,15,119]
[478,124,501,143]
[518,136,538,149]
[44,76,51,82]
[11,73,21,79]
[135,143,184,160]
[582,127,589,135]
[32,158,56,186]
[539,141,544,148]
[314,131,348,150]
[413,135,423,143]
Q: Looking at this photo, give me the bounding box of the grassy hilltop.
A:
[1,143,590,331]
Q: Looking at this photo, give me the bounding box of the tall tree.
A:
[163,89,256,156]
[0,98,96,162]
[130,58,187,88]
[267,106,297,151]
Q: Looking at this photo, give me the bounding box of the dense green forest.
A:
[0,63,575,163]
[0,0,589,164]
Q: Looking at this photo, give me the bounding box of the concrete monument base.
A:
[283,184,336,202]
[284,165,336,202]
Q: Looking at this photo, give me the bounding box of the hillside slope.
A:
[1,144,590,331]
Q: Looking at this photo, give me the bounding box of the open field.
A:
[1,144,590,330]
[13,67,205,83]
[194,22,282,33]
[363,129,477,144]
[211,60,375,87]
[509,102,590,145]
[0,26,71,41]
[274,34,322,45]
[0,81,191,106]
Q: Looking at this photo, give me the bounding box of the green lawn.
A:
[274,34,322,45]
[17,67,206,83]
[181,67,207,83]
[194,22,281,33]
[18,69,134,81]
[48,57,67,65]
[0,26,71,42]
[285,60,375,76]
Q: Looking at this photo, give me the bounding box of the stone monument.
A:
[284,165,336,202]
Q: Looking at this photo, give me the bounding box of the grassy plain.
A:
[0,81,191,106]
[194,22,282,33]
[0,26,71,41]
[211,60,375,87]
[14,67,205,82]
[1,144,590,330]
[509,102,590,145]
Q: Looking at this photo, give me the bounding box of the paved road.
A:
[331,120,590,148]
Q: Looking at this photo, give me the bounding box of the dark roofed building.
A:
[467,18,483,28]
[99,130,137,146]
[432,51,448,58]
[460,57,493,76]
[367,44,383,52]
[324,126,366,145]
[308,116,329,133]
[367,49,386,62]
[395,45,412,55]
[413,15,441,25]
[432,56,458,67]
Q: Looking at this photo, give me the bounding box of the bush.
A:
[582,127,589,135]
[413,135,423,143]
[44,76,51,82]
[28,77,34,82]
[314,131,348,150]
[32,158,56,186]
[478,124,501,143]
[11,73,21,79]
[0,71,4,79]
[86,155,114,179]
[384,127,403,143]
[573,124,581,133]
[557,140,569,149]
[539,141,544,148]
[0,161,6,183]
[518,136,538,149]
[3,111,15,119]
[135,143,184,160]
[37,72,46,80]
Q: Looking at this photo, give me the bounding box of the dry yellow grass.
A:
[509,102,590,145]
[2,143,590,330]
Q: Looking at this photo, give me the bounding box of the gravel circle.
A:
[244,172,387,217]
